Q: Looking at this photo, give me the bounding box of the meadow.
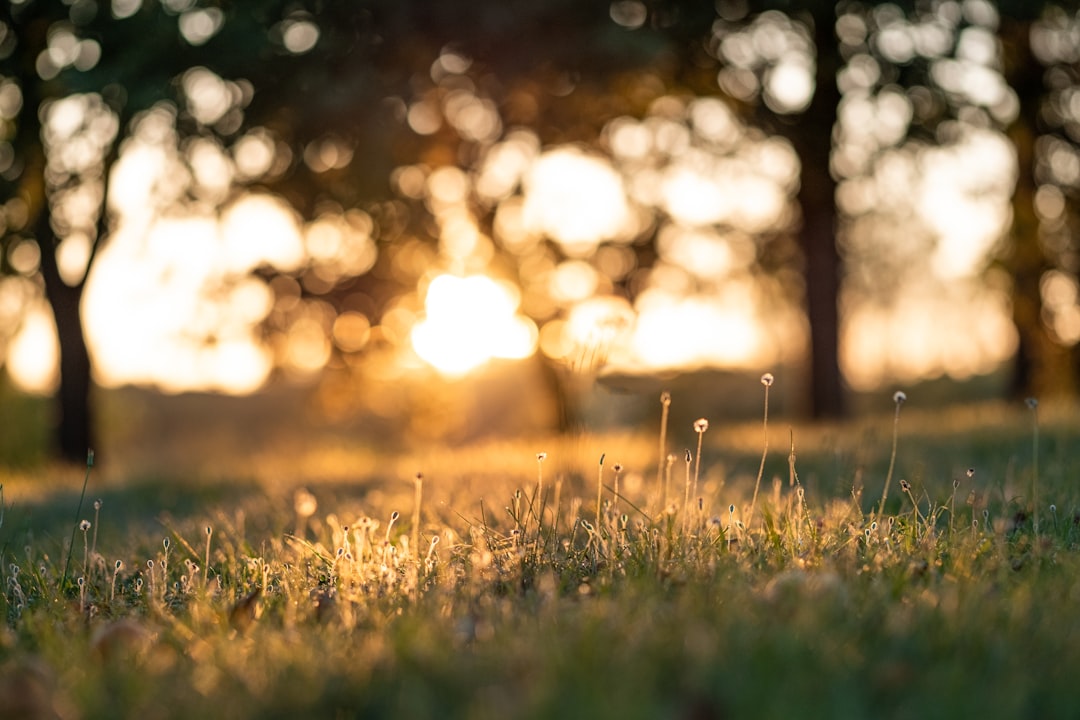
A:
[1,377,1080,720]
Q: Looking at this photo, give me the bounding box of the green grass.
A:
[1,389,1079,719]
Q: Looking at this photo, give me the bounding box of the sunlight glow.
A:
[522,148,632,256]
[411,274,538,376]
[631,289,762,368]
[841,280,1017,390]
[6,302,59,394]
[83,214,277,393]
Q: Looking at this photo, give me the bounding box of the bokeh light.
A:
[411,274,538,376]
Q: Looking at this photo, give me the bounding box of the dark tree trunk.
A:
[1001,18,1077,400]
[36,211,94,463]
[780,6,845,418]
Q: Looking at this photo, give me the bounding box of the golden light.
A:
[539,296,636,367]
[411,274,537,376]
[918,130,1015,279]
[841,280,1018,390]
[7,302,59,394]
[219,194,306,273]
[631,289,762,369]
[81,191,299,394]
[521,148,632,256]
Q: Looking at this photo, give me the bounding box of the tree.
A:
[1000,5,1080,399]
[9,0,1076,463]
[1,0,684,458]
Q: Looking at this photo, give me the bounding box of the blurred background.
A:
[1,0,1078,468]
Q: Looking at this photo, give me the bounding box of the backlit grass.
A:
[1,387,1079,719]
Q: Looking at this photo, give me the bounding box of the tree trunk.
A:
[781,7,845,418]
[1001,18,1077,400]
[36,210,94,463]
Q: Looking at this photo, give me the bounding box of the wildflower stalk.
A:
[612,463,623,514]
[900,479,922,540]
[747,373,773,531]
[61,449,94,591]
[692,419,708,531]
[877,392,906,518]
[533,453,548,563]
[1027,398,1040,534]
[663,454,674,511]
[596,454,605,533]
[413,473,423,560]
[682,449,692,534]
[656,392,671,504]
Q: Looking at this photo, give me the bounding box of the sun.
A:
[410,274,538,376]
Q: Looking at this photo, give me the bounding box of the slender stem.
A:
[61,450,94,590]
[1030,401,1040,534]
[412,473,423,560]
[596,454,605,533]
[747,380,771,530]
[682,450,692,534]
[878,395,905,517]
[692,434,703,525]
[656,392,671,507]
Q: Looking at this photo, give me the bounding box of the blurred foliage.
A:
[1,1,1080,458]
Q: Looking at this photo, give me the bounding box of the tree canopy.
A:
[2,0,1080,459]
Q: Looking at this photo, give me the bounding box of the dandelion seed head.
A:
[79,520,91,532]
[966,468,975,478]
[536,452,547,462]
[694,418,709,433]
[93,499,102,511]
[1026,397,1038,410]
[893,390,907,404]
[613,463,623,473]
[660,391,671,407]
[1050,504,1057,513]
[761,372,774,387]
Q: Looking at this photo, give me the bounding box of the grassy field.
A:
[1,381,1079,719]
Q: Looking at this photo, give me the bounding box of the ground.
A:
[1,377,1078,719]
